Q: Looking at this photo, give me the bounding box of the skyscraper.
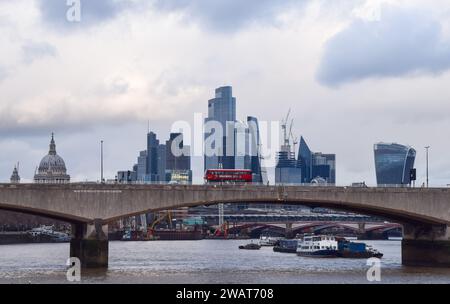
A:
[147,132,160,181]
[293,136,336,185]
[297,137,312,183]
[118,131,192,184]
[247,116,266,183]
[165,133,192,184]
[374,143,416,186]
[136,150,147,181]
[312,153,336,184]
[275,133,301,185]
[204,86,237,171]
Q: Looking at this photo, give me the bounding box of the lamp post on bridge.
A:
[101,140,104,184]
[425,146,430,188]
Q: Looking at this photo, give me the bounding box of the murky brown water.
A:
[0,239,449,284]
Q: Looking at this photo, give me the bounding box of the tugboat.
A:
[259,231,282,246]
[273,239,299,253]
[337,239,383,259]
[239,242,261,250]
[296,234,339,258]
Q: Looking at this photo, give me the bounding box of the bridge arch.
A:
[0,203,89,224]
[103,197,447,227]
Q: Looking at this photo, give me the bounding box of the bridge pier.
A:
[402,224,450,267]
[70,219,109,269]
[285,223,293,239]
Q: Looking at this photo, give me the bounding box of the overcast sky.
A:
[1,0,450,186]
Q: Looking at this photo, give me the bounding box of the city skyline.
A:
[0,102,432,187]
[1,1,450,186]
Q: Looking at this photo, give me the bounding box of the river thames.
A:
[0,240,449,284]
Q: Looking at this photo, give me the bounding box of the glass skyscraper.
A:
[298,136,312,183]
[312,153,336,184]
[374,143,416,186]
[290,136,336,185]
[247,116,266,183]
[204,86,237,170]
[147,132,160,181]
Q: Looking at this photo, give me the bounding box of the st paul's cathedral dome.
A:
[34,133,70,183]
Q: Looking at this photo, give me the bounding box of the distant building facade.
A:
[34,134,70,184]
[118,132,192,184]
[275,150,301,184]
[312,152,336,184]
[276,136,336,185]
[374,143,416,186]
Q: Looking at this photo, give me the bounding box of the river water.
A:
[0,240,449,284]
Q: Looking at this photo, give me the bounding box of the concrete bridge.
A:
[0,183,449,268]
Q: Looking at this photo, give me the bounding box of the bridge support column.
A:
[402,224,450,267]
[70,219,109,269]
[285,223,293,239]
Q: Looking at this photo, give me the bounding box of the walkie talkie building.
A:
[374,143,416,186]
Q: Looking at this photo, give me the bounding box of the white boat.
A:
[296,234,339,258]
[259,233,282,246]
[27,225,71,242]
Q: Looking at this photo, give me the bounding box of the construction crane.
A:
[281,109,291,149]
[148,211,173,236]
[289,120,298,159]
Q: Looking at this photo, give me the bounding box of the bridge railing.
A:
[5,181,450,189]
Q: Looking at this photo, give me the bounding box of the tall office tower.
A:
[275,153,302,184]
[165,133,192,184]
[298,136,312,183]
[296,136,336,184]
[312,153,336,184]
[147,132,160,181]
[374,143,416,186]
[234,120,248,170]
[166,133,191,171]
[136,150,147,181]
[247,116,267,183]
[157,144,166,182]
[275,128,301,185]
[204,86,237,171]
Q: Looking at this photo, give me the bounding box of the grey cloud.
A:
[37,0,134,29]
[37,0,304,32]
[22,41,57,64]
[317,7,450,86]
[152,0,302,32]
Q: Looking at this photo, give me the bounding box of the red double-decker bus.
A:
[204,169,253,183]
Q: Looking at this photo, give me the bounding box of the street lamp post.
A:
[101,140,104,183]
[425,146,430,188]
